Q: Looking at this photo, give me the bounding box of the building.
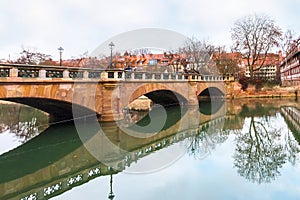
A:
[114,52,184,72]
[280,38,300,86]
[244,53,280,81]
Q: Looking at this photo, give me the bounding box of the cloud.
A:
[90,28,188,57]
[0,0,299,60]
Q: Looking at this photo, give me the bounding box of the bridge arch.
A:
[145,90,188,106]
[2,98,98,122]
[198,87,225,99]
[122,83,189,108]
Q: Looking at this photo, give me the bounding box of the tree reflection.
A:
[187,123,229,160]
[0,103,49,143]
[10,117,43,143]
[284,130,300,166]
[234,110,300,184]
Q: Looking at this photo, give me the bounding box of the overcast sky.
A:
[1,0,299,60]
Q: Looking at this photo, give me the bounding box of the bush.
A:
[251,78,263,91]
[238,75,249,91]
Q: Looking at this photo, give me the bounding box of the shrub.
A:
[251,78,263,91]
[238,75,249,91]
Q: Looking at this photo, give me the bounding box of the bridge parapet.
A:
[0,63,106,79]
[123,71,224,82]
[0,63,225,82]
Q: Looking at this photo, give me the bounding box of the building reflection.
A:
[281,106,300,134]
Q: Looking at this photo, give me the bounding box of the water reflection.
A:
[126,105,188,133]
[186,118,229,159]
[198,99,225,115]
[234,115,297,183]
[108,174,115,200]
[0,101,49,143]
[232,102,300,184]
[0,99,300,199]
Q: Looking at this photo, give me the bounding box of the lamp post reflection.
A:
[108,174,115,200]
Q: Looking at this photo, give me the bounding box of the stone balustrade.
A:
[0,63,226,82]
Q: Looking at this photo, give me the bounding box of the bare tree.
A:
[280,29,296,57]
[179,37,215,73]
[231,14,282,79]
[78,57,101,68]
[16,48,52,65]
[130,48,152,55]
[214,46,242,77]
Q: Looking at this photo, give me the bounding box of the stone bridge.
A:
[0,63,231,122]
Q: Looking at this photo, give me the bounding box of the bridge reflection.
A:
[0,102,226,200]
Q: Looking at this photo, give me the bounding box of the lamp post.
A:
[109,42,115,69]
[58,46,64,66]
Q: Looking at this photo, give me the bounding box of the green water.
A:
[0,99,300,200]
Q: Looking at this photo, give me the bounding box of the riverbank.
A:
[227,82,300,99]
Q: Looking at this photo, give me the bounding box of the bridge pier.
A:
[100,82,123,122]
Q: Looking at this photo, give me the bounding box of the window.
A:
[148,59,158,65]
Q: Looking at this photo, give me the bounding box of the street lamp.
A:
[109,42,115,69]
[58,46,64,66]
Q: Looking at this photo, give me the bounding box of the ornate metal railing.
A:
[18,68,39,78]
[0,68,10,77]
[46,69,63,78]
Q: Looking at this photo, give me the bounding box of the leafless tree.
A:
[16,47,52,65]
[280,29,295,57]
[79,56,103,68]
[179,37,215,73]
[214,45,243,77]
[130,48,152,55]
[231,14,282,79]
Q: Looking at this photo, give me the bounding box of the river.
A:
[0,98,300,200]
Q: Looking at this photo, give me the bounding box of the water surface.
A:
[0,99,300,200]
